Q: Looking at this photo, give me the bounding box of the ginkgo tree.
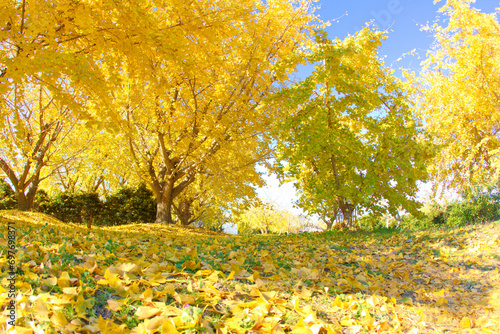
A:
[235,200,303,234]
[415,0,500,193]
[271,27,431,228]
[172,153,266,227]
[108,0,316,224]
[43,128,134,196]
[0,0,168,209]
[0,82,90,210]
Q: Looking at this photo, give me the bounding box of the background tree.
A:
[415,0,500,193]
[297,196,340,230]
[271,27,430,228]
[171,149,268,226]
[235,201,303,234]
[0,83,89,210]
[43,128,134,196]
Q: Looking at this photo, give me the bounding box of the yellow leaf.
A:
[291,328,314,334]
[43,277,58,287]
[11,326,33,334]
[183,260,200,271]
[143,288,153,301]
[163,284,176,296]
[161,319,179,334]
[226,271,235,280]
[119,263,139,273]
[460,317,472,328]
[340,319,356,327]
[206,271,219,283]
[436,297,448,306]
[62,287,78,295]
[332,296,343,308]
[33,299,50,321]
[107,299,123,312]
[26,271,38,280]
[362,310,374,327]
[135,306,162,320]
[146,315,165,331]
[50,311,68,327]
[58,272,71,288]
[174,294,196,306]
[188,247,198,258]
[247,271,260,282]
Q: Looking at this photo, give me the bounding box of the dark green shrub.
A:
[78,193,103,228]
[0,179,16,210]
[36,184,155,226]
[40,191,102,226]
[446,187,500,226]
[357,214,385,230]
[41,192,81,223]
[401,185,500,229]
[99,184,156,225]
[431,209,446,225]
[34,189,50,211]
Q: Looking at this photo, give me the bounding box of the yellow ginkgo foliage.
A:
[106,0,316,224]
[416,0,500,192]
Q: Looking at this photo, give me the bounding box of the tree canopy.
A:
[414,0,500,193]
[271,28,431,228]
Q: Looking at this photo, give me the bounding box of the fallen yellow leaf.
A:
[135,306,162,320]
[460,317,472,328]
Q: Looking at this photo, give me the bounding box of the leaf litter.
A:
[1,210,499,333]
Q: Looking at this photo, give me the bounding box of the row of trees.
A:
[0,0,315,226]
[1,0,498,230]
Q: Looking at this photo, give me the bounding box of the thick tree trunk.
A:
[16,192,33,211]
[16,181,39,211]
[156,193,174,224]
[338,200,354,228]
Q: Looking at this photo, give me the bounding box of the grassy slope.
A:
[1,210,499,333]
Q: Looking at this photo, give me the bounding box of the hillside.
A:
[1,210,499,333]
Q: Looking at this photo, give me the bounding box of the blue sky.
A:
[256,0,500,218]
[316,0,499,74]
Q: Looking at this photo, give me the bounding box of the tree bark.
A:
[324,219,334,230]
[177,200,193,226]
[16,192,32,211]
[338,200,354,228]
[156,190,174,224]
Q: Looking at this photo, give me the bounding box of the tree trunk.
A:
[16,192,33,211]
[178,200,192,226]
[325,219,334,231]
[156,192,174,224]
[338,200,354,228]
[395,211,402,229]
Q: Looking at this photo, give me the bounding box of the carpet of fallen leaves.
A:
[1,210,499,334]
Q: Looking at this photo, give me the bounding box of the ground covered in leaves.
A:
[1,210,499,333]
